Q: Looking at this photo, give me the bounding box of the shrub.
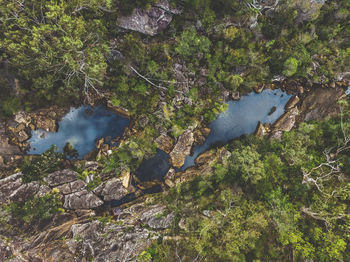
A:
[5,190,63,225]
[21,145,64,183]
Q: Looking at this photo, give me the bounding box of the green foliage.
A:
[175,27,211,61]
[282,57,299,77]
[20,145,64,183]
[0,0,110,100]
[0,96,20,117]
[148,103,350,261]
[5,190,63,225]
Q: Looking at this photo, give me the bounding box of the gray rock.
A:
[170,129,194,167]
[94,177,127,201]
[67,221,154,262]
[9,182,40,203]
[271,107,299,139]
[118,0,181,36]
[285,95,300,110]
[294,0,325,23]
[63,190,103,210]
[0,173,23,203]
[299,87,345,121]
[45,169,78,187]
[56,180,86,195]
[140,205,175,229]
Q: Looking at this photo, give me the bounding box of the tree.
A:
[0,0,112,101]
[282,57,299,77]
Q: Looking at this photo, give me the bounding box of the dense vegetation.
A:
[1,0,350,260]
[148,101,350,261]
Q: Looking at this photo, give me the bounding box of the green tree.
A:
[0,0,111,101]
[282,57,299,77]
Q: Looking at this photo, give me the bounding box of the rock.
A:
[268,106,277,115]
[118,0,180,36]
[154,0,182,14]
[17,130,29,142]
[140,206,175,229]
[271,107,299,139]
[200,127,211,137]
[232,92,240,100]
[0,172,23,204]
[56,180,86,195]
[255,121,267,137]
[195,150,215,166]
[63,189,103,209]
[120,170,131,189]
[155,134,174,154]
[254,85,264,93]
[94,177,127,201]
[299,87,345,121]
[121,204,175,229]
[34,115,57,132]
[164,168,175,188]
[45,169,78,187]
[67,220,153,262]
[170,129,194,168]
[9,182,40,203]
[285,95,300,110]
[294,0,325,23]
[95,138,104,149]
[298,86,304,94]
[194,130,206,146]
[336,72,350,85]
[0,120,21,159]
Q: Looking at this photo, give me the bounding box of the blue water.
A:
[27,106,130,158]
[135,149,170,182]
[181,89,292,169]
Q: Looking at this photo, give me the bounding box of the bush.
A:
[5,190,63,225]
[21,145,64,183]
[0,96,20,117]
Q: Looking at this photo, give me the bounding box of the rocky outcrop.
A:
[45,169,78,187]
[0,120,21,172]
[93,177,127,201]
[63,190,103,210]
[0,172,23,204]
[118,0,181,36]
[155,134,174,153]
[255,122,270,137]
[293,0,325,23]
[67,221,153,262]
[298,87,345,121]
[285,95,300,110]
[170,129,194,168]
[271,107,299,139]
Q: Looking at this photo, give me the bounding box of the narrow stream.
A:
[27,106,130,158]
[181,89,292,169]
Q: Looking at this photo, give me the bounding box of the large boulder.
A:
[298,87,345,121]
[45,169,78,187]
[63,190,103,209]
[0,172,23,204]
[271,107,299,139]
[118,0,181,36]
[170,129,194,168]
[155,134,174,154]
[93,177,127,201]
